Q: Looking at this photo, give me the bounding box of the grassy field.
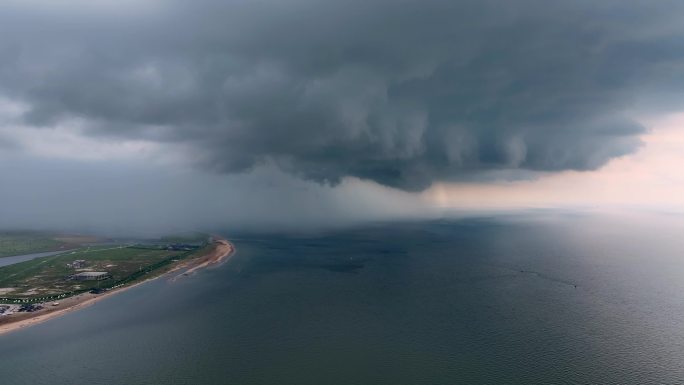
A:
[0,232,70,258]
[0,245,196,301]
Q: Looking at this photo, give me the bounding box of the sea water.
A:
[1,212,683,384]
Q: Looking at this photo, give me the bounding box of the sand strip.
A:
[0,237,235,336]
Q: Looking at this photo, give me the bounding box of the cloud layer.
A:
[0,154,433,235]
[2,0,684,190]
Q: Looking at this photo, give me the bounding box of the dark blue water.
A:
[1,213,684,384]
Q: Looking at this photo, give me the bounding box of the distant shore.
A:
[0,237,235,336]
[169,237,235,280]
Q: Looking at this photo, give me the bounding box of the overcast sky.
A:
[1,0,684,234]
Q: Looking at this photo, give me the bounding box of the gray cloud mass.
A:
[2,0,684,190]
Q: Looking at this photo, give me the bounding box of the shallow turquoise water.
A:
[1,213,684,384]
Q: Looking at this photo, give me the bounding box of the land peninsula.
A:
[0,233,234,335]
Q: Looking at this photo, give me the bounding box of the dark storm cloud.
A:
[1,0,684,190]
[0,154,432,235]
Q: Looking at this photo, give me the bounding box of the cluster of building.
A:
[70,271,112,281]
[18,303,43,312]
[65,259,112,281]
[166,243,199,251]
[66,259,87,269]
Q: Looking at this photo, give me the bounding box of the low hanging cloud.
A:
[1,0,684,191]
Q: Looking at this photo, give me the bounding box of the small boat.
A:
[52,302,59,306]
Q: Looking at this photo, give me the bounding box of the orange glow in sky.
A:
[425,113,684,210]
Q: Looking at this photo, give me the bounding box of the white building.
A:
[72,271,111,281]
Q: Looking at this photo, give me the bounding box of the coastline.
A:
[0,237,235,336]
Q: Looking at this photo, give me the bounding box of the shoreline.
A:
[0,237,235,336]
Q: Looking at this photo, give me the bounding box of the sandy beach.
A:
[0,237,235,336]
[169,237,235,280]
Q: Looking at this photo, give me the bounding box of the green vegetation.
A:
[0,243,209,303]
[0,232,69,258]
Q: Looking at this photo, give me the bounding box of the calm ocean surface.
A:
[1,212,684,384]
